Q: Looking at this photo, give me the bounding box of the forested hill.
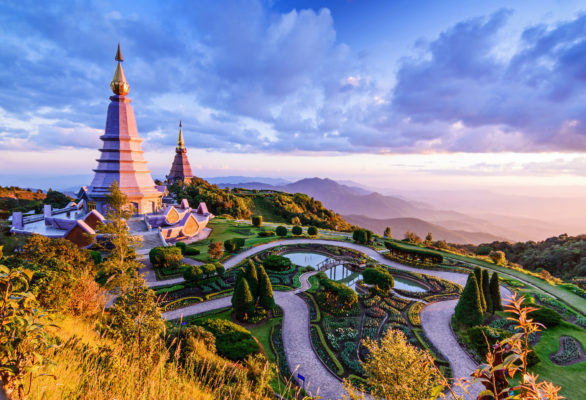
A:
[167,178,356,231]
[474,234,586,280]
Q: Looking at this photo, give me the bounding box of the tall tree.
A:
[96,181,142,292]
[425,232,433,244]
[474,267,487,313]
[383,226,391,239]
[490,272,503,312]
[256,265,275,310]
[455,273,483,326]
[232,278,254,321]
[245,260,259,299]
[481,269,493,314]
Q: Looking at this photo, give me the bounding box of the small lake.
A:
[283,251,427,293]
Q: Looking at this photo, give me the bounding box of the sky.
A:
[1,0,586,195]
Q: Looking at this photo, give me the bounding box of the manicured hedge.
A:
[276,226,288,237]
[384,241,443,265]
[291,226,302,236]
[198,318,259,361]
[263,254,292,271]
[258,230,275,237]
[310,324,344,375]
[149,246,183,269]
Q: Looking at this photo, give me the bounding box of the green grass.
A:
[529,321,586,399]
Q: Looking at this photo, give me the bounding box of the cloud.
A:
[0,1,585,155]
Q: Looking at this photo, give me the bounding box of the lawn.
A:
[530,320,586,399]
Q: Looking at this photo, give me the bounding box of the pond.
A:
[283,251,427,293]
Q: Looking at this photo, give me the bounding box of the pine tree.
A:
[481,269,493,314]
[232,277,255,321]
[245,260,259,299]
[474,267,486,313]
[490,271,503,312]
[257,265,275,310]
[454,273,483,326]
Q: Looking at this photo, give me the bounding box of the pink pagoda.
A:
[167,121,194,184]
[86,45,163,214]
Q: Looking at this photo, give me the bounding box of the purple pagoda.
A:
[85,45,163,214]
[166,121,194,184]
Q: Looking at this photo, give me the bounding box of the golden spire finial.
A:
[178,120,185,148]
[110,43,129,95]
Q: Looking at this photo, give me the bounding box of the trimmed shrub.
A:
[474,267,487,313]
[257,265,275,310]
[90,250,102,265]
[175,241,187,254]
[352,229,372,244]
[481,269,493,314]
[454,273,483,326]
[252,215,263,227]
[291,226,302,236]
[245,260,259,299]
[224,239,237,252]
[149,246,183,269]
[318,277,358,311]
[307,226,318,236]
[234,237,245,248]
[489,271,502,312]
[258,230,275,237]
[276,226,288,237]
[232,278,255,321]
[183,265,203,283]
[199,318,258,360]
[362,266,394,292]
[201,263,217,277]
[263,255,292,271]
[528,306,562,328]
[183,247,200,256]
[214,262,225,276]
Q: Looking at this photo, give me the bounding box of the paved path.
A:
[154,239,514,399]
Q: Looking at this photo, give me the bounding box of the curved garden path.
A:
[153,239,512,399]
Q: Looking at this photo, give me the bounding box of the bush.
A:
[175,241,187,254]
[258,230,275,237]
[198,318,259,360]
[263,255,292,271]
[183,247,200,256]
[202,263,217,277]
[362,266,394,291]
[149,246,183,269]
[318,277,358,311]
[476,245,492,256]
[215,262,225,275]
[183,265,203,283]
[528,306,562,328]
[252,215,263,227]
[291,226,302,236]
[90,251,102,264]
[467,326,512,357]
[276,226,288,237]
[352,229,372,244]
[224,239,236,252]
[307,226,318,236]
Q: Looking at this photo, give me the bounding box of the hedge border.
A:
[310,324,344,376]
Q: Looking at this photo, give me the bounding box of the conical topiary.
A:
[490,272,503,312]
[245,260,259,299]
[257,265,275,310]
[232,276,255,321]
[481,269,493,314]
[455,273,483,326]
[474,267,486,313]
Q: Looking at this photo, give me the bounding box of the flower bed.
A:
[551,336,585,365]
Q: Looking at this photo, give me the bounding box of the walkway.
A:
[153,239,512,399]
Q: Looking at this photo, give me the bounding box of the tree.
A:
[489,250,507,266]
[383,226,391,238]
[490,272,503,312]
[107,284,164,351]
[43,190,71,209]
[454,273,483,326]
[425,232,433,245]
[208,241,224,260]
[482,269,493,314]
[362,266,394,292]
[404,231,422,245]
[96,181,143,292]
[347,329,442,400]
[474,267,487,313]
[307,226,318,236]
[291,226,302,236]
[232,278,255,321]
[244,260,259,299]
[275,226,287,237]
[252,215,263,227]
[256,265,275,310]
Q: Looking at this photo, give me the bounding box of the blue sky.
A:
[1,0,586,192]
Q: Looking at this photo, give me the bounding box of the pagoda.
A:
[86,45,163,214]
[166,121,194,184]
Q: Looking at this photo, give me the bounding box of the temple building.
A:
[166,121,194,184]
[84,45,163,214]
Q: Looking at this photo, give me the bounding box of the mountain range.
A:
[214,177,570,244]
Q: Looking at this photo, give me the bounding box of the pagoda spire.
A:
[177,120,185,148]
[110,43,129,96]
